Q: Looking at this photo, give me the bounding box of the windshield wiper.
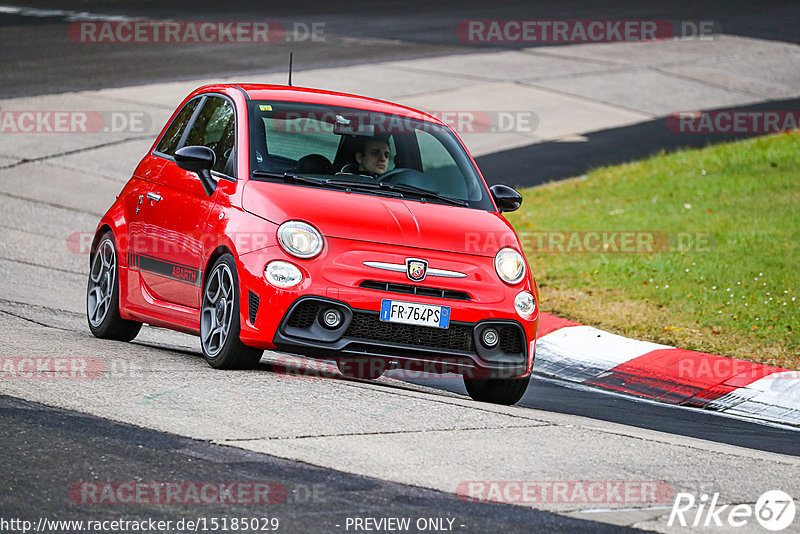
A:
[378,182,468,207]
[323,179,403,197]
[252,171,467,206]
[252,170,323,185]
[324,179,381,189]
[253,170,338,188]
[252,170,402,196]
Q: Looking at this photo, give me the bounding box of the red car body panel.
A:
[241,181,519,256]
[96,84,540,376]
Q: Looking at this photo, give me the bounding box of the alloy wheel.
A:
[201,263,235,357]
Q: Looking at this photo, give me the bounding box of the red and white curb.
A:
[534,314,800,427]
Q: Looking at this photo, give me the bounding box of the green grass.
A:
[507,131,800,368]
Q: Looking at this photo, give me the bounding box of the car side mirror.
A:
[175,146,216,196]
[490,184,523,212]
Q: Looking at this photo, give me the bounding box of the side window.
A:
[414,129,470,199]
[156,99,200,156]
[183,97,236,174]
[415,130,457,171]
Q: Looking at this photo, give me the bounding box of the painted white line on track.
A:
[570,505,675,514]
[0,5,142,22]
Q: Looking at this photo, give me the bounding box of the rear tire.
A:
[86,231,142,341]
[200,254,263,370]
[463,375,530,405]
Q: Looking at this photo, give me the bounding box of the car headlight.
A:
[265,261,303,288]
[514,291,536,318]
[494,247,525,284]
[277,221,324,259]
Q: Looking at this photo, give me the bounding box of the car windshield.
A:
[248,101,493,210]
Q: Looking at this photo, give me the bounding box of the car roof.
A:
[194,83,444,126]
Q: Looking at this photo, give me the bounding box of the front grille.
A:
[345,311,474,352]
[248,291,260,324]
[287,300,320,329]
[282,300,524,359]
[497,325,524,354]
[359,280,470,301]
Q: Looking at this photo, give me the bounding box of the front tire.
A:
[87,231,142,341]
[200,254,263,369]
[463,375,530,405]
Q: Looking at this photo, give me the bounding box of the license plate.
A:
[379,299,451,329]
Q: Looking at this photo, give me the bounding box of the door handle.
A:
[146,192,162,202]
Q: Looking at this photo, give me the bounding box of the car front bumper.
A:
[236,239,538,378]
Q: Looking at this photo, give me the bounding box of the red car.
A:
[87,84,539,405]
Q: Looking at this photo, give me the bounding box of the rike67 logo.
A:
[669,490,796,531]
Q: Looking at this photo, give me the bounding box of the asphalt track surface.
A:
[3,0,800,98]
[3,1,800,185]
[1,1,799,532]
[476,96,800,186]
[406,375,800,458]
[2,373,797,533]
[2,396,631,534]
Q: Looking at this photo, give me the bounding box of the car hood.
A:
[242,181,518,257]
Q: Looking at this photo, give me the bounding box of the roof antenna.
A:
[288,52,293,87]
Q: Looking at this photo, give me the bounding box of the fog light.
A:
[264,261,303,288]
[482,328,499,348]
[321,308,343,329]
[514,291,536,318]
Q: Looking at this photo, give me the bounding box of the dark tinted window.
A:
[156,98,200,156]
[184,97,236,174]
[248,101,491,209]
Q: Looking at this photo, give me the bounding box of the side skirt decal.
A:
[127,251,202,287]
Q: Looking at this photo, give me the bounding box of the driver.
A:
[355,137,390,177]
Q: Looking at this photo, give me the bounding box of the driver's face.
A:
[356,140,390,176]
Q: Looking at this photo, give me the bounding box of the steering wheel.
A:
[339,163,359,174]
[377,167,405,181]
[378,168,428,187]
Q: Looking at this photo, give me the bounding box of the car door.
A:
[135,95,237,309]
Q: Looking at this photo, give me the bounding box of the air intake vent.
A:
[497,324,524,354]
[346,311,474,352]
[359,280,470,301]
[286,300,320,328]
[248,291,260,325]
